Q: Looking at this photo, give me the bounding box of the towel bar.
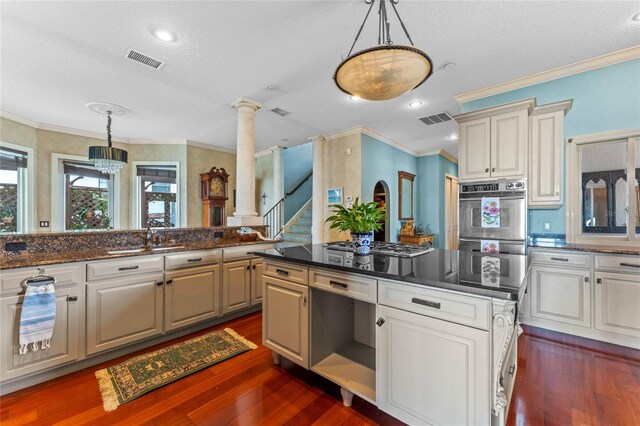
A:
[21,275,57,288]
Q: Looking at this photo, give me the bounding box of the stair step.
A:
[282,232,312,244]
[291,224,311,234]
[296,217,312,226]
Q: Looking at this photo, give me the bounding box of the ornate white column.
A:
[272,146,284,203]
[228,97,263,226]
[310,135,325,244]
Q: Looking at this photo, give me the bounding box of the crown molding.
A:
[324,126,363,141]
[454,45,640,104]
[453,98,537,123]
[0,110,40,128]
[417,149,458,164]
[360,126,418,156]
[531,99,573,117]
[38,122,129,143]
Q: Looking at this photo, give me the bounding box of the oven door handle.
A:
[460,195,525,201]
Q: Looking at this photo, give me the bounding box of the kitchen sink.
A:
[107,245,185,255]
[151,245,185,251]
[107,248,145,255]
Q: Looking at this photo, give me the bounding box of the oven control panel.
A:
[460,180,526,194]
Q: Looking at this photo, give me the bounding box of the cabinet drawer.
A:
[531,250,591,268]
[594,254,640,273]
[378,280,491,330]
[165,249,220,270]
[1,264,81,295]
[86,255,164,281]
[263,261,308,286]
[223,244,274,261]
[310,268,376,303]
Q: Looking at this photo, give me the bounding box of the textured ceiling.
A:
[1,1,639,156]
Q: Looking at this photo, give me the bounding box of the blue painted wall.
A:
[416,154,458,248]
[462,59,640,234]
[283,143,313,223]
[361,134,418,242]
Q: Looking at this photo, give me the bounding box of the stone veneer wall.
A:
[0,226,267,257]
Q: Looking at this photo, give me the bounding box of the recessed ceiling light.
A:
[448,134,458,141]
[281,138,289,142]
[350,95,361,101]
[633,12,640,21]
[151,28,177,42]
[442,62,456,71]
[266,84,279,90]
[409,100,423,108]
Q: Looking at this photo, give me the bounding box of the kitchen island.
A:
[252,244,529,426]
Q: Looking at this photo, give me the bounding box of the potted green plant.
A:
[326,198,385,255]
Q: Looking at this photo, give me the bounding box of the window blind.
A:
[0,147,28,171]
[63,161,110,180]
[137,165,177,183]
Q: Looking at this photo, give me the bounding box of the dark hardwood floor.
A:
[1,312,638,425]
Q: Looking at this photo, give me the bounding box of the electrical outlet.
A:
[5,242,27,252]
[40,221,50,227]
[214,231,223,238]
[544,222,551,231]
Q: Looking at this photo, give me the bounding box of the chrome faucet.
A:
[144,225,155,248]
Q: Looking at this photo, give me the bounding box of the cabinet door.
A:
[490,109,527,178]
[164,265,220,332]
[222,260,251,314]
[459,118,491,181]
[86,273,164,355]
[376,305,490,426]
[530,265,591,328]
[251,260,264,306]
[529,110,563,207]
[263,276,309,368]
[0,286,79,381]
[595,272,640,338]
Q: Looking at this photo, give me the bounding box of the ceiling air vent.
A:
[125,49,164,70]
[418,112,453,126]
[271,108,291,117]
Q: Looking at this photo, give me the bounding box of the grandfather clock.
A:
[200,167,229,227]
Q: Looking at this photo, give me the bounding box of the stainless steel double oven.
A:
[458,179,527,255]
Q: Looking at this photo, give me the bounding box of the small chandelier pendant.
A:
[334,0,433,101]
[88,107,129,174]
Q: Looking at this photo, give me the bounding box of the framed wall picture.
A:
[327,187,343,204]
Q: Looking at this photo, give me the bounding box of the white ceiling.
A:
[1,1,639,157]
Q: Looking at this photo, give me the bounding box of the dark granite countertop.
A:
[528,234,640,255]
[0,240,279,270]
[252,244,529,301]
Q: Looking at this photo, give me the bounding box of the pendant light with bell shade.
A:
[334,0,433,101]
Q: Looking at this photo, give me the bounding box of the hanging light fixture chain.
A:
[389,0,414,45]
[347,0,376,58]
[106,111,113,148]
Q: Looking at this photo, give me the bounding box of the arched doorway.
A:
[373,180,390,242]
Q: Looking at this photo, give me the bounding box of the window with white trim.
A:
[136,164,178,228]
[63,161,114,230]
[0,146,28,233]
[567,130,639,246]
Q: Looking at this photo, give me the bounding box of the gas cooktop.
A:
[325,241,433,257]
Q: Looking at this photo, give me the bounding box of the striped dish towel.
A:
[18,283,56,354]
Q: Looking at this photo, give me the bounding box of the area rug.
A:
[95,328,257,411]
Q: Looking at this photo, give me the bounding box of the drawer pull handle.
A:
[550,257,569,262]
[508,365,515,377]
[376,318,385,327]
[620,262,640,268]
[118,265,140,271]
[187,258,202,262]
[584,276,590,283]
[157,281,164,286]
[276,269,289,276]
[166,280,173,285]
[67,296,78,302]
[596,278,602,284]
[329,280,348,289]
[485,168,489,173]
[412,297,441,309]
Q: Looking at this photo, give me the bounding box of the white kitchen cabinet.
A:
[86,273,164,355]
[263,274,309,369]
[222,260,251,314]
[250,259,264,306]
[376,304,490,426]
[0,285,80,381]
[455,98,535,182]
[459,118,491,180]
[594,271,640,338]
[164,264,220,332]
[528,100,572,207]
[529,265,591,328]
